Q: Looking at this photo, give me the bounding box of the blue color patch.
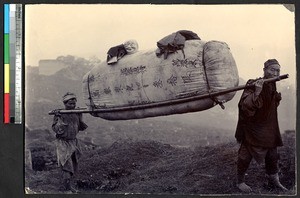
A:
[4,4,10,33]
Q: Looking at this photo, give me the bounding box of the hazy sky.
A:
[25,4,295,83]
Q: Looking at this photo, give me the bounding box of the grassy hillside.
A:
[25,130,295,195]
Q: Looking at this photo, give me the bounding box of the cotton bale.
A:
[82,40,239,120]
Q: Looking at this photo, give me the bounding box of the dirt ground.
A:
[25,131,296,196]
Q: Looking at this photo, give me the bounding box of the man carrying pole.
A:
[52,92,88,192]
[235,59,288,192]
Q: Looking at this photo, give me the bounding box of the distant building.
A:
[38,59,67,75]
[26,66,39,74]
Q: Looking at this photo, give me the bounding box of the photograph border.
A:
[0,0,298,198]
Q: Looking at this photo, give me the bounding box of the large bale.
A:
[82,40,239,120]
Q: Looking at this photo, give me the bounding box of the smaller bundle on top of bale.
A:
[82,30,239,120]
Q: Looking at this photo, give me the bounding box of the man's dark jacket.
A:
[235,79,283,148]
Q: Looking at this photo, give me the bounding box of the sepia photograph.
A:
[24,4,296,195]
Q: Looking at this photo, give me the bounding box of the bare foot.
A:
[237,182,252,193]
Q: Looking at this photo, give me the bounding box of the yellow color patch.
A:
[4,64,9,93]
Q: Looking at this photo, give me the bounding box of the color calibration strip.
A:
[4,4,10,123]
[4,4,23,124]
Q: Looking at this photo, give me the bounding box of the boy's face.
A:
[124,40,138,54]
[64,98,77,110]
[264,64,280,79]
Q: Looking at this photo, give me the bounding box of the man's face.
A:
[124,40,138,54]
[64,98,77,110]
[264,64,280,79]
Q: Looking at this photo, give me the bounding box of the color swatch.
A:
[3,4,22,124]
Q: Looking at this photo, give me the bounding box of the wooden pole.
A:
[48,74,289,115]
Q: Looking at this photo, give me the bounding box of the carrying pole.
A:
[48,74,289,115]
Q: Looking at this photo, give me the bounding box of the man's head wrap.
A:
[62,92,77,103]
[264,59,280,69]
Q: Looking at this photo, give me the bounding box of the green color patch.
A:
[4,34,10,63]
